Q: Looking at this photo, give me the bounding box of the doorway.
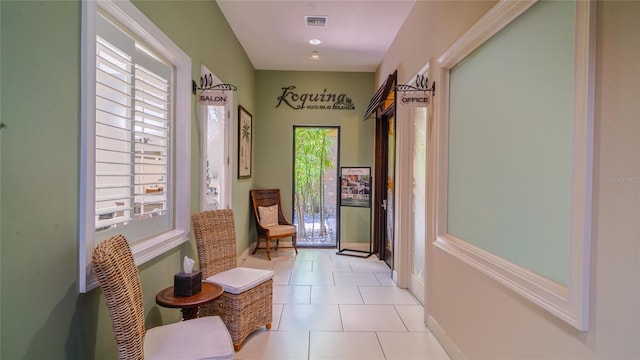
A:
[293,126,340,247]
[374,108,396,268]
[371,72,397,270]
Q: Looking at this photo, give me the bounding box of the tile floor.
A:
[234,246,450,360]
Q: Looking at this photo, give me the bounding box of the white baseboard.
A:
[238,242,255,263]
[238,240,295,262]
[427,315,466,360]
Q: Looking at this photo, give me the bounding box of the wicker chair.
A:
[191,209,274,351]
[92,234,234,360]
[249,188,298,260]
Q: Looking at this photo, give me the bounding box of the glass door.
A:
[383,111,396,268]
[200,65,232,210]
[410,106,427,301]
[293,126,340,247]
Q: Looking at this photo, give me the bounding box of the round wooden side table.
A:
[155,282,223,320]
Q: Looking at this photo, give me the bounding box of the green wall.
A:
[0,1,254,358]
[131,0,258,255]
[0,2,377,358]
[255,71,375,244]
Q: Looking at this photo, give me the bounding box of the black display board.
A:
[340,167,371,208]
[337,167,373,258]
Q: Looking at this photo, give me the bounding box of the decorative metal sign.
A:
[198,90,228,106]
[192,73,237,105]
[276,86,355,111]
[396,74,435,107]
[396,74,436,93]
[399,92,430,107]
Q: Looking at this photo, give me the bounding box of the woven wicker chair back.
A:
[250,189,289,225]
[92,234,146,360]
[191,209,238,277]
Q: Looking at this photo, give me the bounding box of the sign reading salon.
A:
[198,90,228,106]
[276,86,355,111]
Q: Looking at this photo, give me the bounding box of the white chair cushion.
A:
[144,316,233,360]
[267,224,296,236]
[258,205,279,227]
[205,267,274,295]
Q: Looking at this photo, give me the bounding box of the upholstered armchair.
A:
[250,188,298,260]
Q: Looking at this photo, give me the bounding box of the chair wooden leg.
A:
[292,235,298,254]
[265,239,271,260]
[234,343,241,352]
[266,323,272,330]
[252,237,261,255]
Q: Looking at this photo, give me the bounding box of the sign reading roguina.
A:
[276,86,355,111]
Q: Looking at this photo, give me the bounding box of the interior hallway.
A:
[233,246,448,359]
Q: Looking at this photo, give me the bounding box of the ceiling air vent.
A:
[305,16,328,27]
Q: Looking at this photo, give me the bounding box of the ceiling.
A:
[216,0,416,72]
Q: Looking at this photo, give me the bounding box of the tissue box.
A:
[174,271,202,297]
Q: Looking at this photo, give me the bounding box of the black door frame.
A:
[374,105,396,268]
[292,125,341,248]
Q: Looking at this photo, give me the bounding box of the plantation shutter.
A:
[94,12,172,240]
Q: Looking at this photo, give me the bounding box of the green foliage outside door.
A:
[293,126,339,247]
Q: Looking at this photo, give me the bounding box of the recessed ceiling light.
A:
[309,39,322,45]
[310,51,320,60]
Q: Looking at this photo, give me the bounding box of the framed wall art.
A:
[237,105,252,179]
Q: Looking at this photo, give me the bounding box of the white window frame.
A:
[80,0,191,293]
[434,0,594,330]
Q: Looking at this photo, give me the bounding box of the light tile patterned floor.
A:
[234,247,450,360]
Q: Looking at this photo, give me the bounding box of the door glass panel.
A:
[204,105,225,210]
[200,65,231,210]
[293,126,339,247]
[412,107,427,280]
[385,115,395,266]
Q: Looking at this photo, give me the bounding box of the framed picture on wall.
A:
[238,105,252,179]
